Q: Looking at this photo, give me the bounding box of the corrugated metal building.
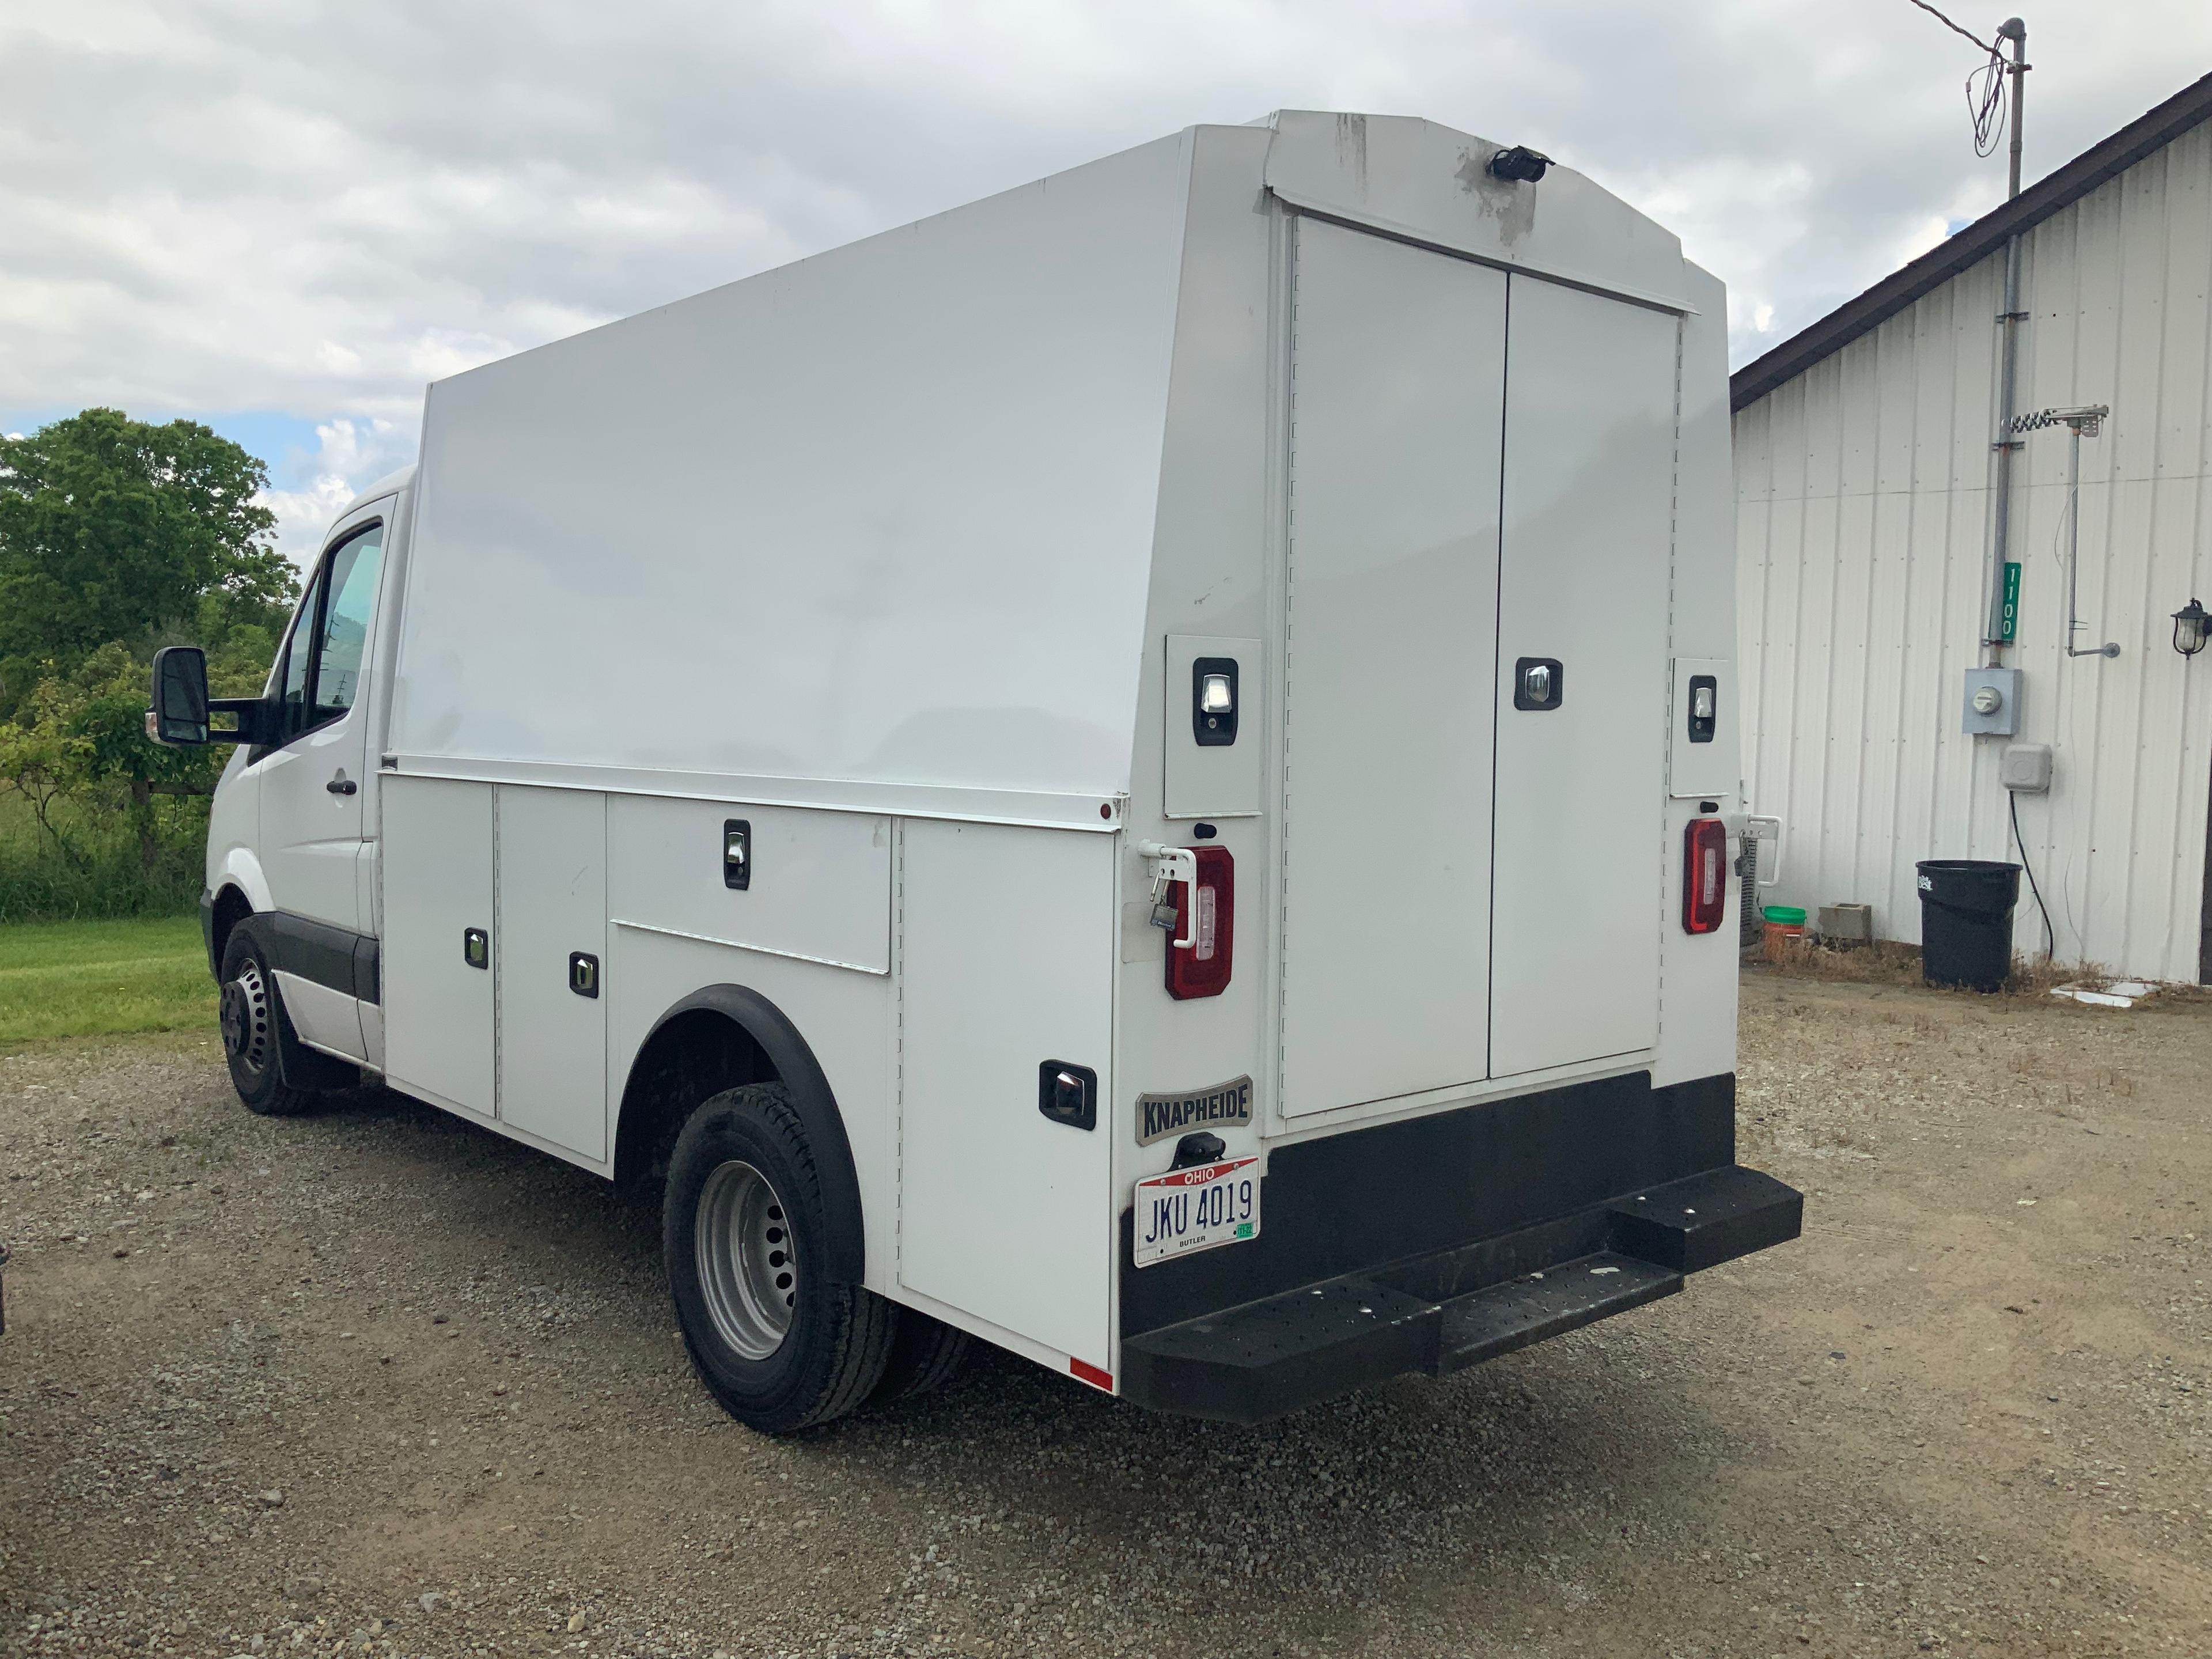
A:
[1733,71,2212,982]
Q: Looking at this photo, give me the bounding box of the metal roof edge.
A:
[344,464,416,517]
[1729,69,2212,413]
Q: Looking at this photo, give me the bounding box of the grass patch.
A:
[0,913,214,1047]
[1755,936,1927,987]
[1753,935,2188,999]
[0,788,206,922]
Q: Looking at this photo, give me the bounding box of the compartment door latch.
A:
[1514,657,1564,711]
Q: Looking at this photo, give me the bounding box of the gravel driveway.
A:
[2,972,2207,1658]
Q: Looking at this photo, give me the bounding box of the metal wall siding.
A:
[1736,122,2212,980]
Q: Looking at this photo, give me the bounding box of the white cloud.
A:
[404,329,520,385]
[4,0,2209,537]
[1896,213,1956,267]
[256,417,414,567]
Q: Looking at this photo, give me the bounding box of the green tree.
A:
[0,407,294,716]
[0,594,286,873]
[0,409,298,907]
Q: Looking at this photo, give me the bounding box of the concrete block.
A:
[1818,902,1872,946]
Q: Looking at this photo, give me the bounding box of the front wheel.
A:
[665,1082,895,1433]
[217,931,323,1117]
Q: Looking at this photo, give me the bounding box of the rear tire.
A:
[869,1308,971,1406]
[665,1082,894,1433]
[217,931,322,1118]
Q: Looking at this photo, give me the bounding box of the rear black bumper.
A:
[1117,1071,1801,1422]
[1122,1162,1798,1422]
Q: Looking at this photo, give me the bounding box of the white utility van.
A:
[150,112,1800,1431]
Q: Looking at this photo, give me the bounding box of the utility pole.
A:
[2004,16,2027,199]
[1983,16,2029,656]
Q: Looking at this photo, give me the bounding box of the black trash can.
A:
[1915,859,2021,993]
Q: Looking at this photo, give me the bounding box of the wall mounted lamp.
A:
[2172,598,2208,659]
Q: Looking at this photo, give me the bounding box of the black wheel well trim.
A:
[226,906,378,1005]
[622,983,866,1286]
[208,884,255,979]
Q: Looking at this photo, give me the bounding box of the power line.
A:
[1905,0,1997,55]
[1904,0,2012,158]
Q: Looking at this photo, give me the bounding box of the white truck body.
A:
[188,112,1798,1423]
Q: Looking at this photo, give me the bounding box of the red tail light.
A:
[1165,845,1234,999]
[1683,818,1727,934]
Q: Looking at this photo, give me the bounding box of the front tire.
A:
[217,931,321,1117]
[665,1082,895,1433]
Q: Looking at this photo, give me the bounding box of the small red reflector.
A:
[1164,845,1234,999]
[1683,817,1727,934]
[1070,1358,1113,1391]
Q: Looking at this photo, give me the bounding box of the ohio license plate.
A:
[1132,1157,1260,1268]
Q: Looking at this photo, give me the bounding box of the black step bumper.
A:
[1122,1164,1798,1423]
[1116,1070,1800,1423]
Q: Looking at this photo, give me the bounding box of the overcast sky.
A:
[5,0,2209,563]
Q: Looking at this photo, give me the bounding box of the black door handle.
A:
[1513,657,1565,711]
[326,775,357,796]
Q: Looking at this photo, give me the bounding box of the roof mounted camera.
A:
[1488,145,1553,183]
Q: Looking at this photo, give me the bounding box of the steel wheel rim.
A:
[221,961,272,1078]
[694,1160,796,1360]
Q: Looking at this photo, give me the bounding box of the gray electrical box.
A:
[2001,743,2052,793]
[1963,666,2022,736]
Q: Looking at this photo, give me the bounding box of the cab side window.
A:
[269,521,384,747]
[313,527,383,720]
[273,566,325,739]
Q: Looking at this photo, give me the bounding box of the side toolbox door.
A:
[254,512,388,1059]
[495,784,609,1162]
[1488,276,1679,1075]
[898,820,1113,1371]
[381,776,496,1118]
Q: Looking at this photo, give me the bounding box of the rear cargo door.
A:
[1488,276,1678,1076]
[1278,215,1505,1119]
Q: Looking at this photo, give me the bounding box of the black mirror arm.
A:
[149,645,274,748]
[207,698,271,746]
[142,696,267,747]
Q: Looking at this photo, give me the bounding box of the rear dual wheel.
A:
[875,1304,972,1404]
[664,1083,967,1433]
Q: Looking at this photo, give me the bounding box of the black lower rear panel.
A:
[1117,1071,1801,1422]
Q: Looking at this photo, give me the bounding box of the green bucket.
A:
[1762,905,1807,926]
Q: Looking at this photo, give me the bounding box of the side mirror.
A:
[148,646,211,746]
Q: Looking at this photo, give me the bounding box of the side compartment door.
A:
[381,776,496,1116]
[898,820,1113,1370]
[1488,277,1679,1075]
[495,785,609,1162]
